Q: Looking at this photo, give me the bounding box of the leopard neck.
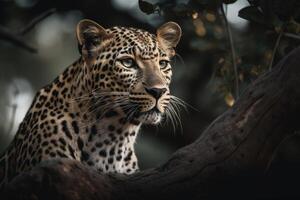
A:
[77,112,141,173]
[52,57,141,173]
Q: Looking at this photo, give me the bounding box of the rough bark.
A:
[2,47,300,200]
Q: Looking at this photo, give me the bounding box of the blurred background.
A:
[1,0,300,170]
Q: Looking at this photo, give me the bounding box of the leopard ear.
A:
[157,22,182,57]
[76,19,111,59]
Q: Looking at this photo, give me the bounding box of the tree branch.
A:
[0,8,56,53]
[220,5,239,99]
[283,32,300,40]
[19,8,56,35]
[269,28,284,71]
[0,26,37,53]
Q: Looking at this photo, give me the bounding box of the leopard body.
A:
[0,19,181,188]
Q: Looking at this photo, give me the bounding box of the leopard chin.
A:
[136,109,162,125]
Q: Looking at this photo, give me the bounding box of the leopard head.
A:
[76,19,181,124]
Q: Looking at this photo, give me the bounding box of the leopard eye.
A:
[121,58,136,68]
[159,60,169,69]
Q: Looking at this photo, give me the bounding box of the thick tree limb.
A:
[2,46,300,200]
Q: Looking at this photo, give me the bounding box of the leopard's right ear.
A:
[76,19,112,59]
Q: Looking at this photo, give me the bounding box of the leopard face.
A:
[77,20,181,124]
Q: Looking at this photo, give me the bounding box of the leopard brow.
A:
[117,45,143,60]
[116,46,136,58]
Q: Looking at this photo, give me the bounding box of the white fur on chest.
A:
[81,117,141,174]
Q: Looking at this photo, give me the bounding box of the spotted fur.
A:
[0,19,182,188]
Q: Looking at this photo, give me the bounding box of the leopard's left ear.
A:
[157,22,182,57]
[76,19,112,60]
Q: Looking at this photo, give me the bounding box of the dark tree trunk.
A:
[2,47,300,200]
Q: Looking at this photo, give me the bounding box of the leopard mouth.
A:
[134,106,161,117]
[139,107,160,115]
[121,103,163,124]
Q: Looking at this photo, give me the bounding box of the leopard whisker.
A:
[165,107,176,134]
[169,102,183,134]
[170,95,199,112]
[78,96,130,128]
[81,96,127,117]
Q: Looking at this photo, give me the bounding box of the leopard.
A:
[0,19,182,188]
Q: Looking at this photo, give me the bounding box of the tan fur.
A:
[0,19,181,189]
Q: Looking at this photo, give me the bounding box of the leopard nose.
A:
[145,87,167,100]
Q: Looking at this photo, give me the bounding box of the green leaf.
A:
[193,0,222,9]
[238,6,269,26]
[138,0,155,15]
[171,3,190,16]
[223,0,237,4]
